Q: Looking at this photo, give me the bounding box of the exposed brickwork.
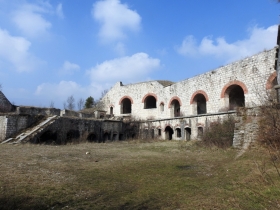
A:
[266,71,277,89]
[190,90,209,104]
[220,80,248,98]
[141,93,158,103]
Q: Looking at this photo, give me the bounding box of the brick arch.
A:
[164,124,174,130]
[190,90,209,104]
[168,96,182,108]
[109,104,114,108]
[141,93,158,103]
[160,101,164,105]
[118,95,134,105]
[266,71,277,90]
[220,80,248,98]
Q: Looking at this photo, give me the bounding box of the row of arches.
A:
[34,129,128,144]
[145,126,201,141]
[119,82,247,115]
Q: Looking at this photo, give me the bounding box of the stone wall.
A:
[29,117,137,144]
[138,111,237,141]
[101,49,276,120]
[0,91,14,113]
[16,107,61,116]
[233,107,260,149]
[0,114,45,141]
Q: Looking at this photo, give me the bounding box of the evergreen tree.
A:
[84,96,94,108]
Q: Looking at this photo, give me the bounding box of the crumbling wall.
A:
[0,114,45,141]
[0,91,14,113]
[233,107,260,149]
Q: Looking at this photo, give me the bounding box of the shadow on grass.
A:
[0,196,50,210]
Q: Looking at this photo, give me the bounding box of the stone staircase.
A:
[1,115,59,144]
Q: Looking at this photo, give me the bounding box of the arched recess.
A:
[119,96,133,114]
[142,93,157,109]
[164,126,174,140]
[87,132,98,143]
[160,102,164,112]
[109,104,114,115]
[168,96,182,117]
[190,90,208,115]
[266,72,278,90]
[221,81,247,110]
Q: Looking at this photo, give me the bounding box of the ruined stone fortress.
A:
[101,48,277,143]
[0,33,279,147]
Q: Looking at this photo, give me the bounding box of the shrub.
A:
[202,116,235,148]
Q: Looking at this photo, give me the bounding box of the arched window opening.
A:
[194,94,207,114]
[144,96,157,109]
[171,100,180,117]
[227,85,245,110]
[165,126,174,140]
[121,98,131,114]
[110,107,113,115]
[197,127,203,139]
[87,133,98,143]
[67,130,80,141]
[160,103,164,112]
[176,128,181,138]
[185,128,191,140]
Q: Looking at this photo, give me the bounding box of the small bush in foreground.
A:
[202,116,235,148]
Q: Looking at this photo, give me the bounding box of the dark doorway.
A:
[185,127,191,140]
[165,126,174,140]
[87,133,98,142]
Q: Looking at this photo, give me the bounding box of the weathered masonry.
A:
[0,45,278,147]
[101,48,277,120]
[99,47,278,145]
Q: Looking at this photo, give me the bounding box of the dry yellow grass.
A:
[0,140,280,209]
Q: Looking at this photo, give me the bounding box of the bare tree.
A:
[0,84,2,91]
[77,98,84,111]
[49,101,55,108]
[66,95,75,110]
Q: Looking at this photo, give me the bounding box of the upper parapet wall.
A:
[0,91,14,113]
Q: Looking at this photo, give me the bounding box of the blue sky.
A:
[0,0,279,109]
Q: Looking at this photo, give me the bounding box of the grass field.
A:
[0,140,280,210]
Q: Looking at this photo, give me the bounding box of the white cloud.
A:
[92,0,141,42]
[56,3,64,19]
[0,28,42,72]
[88,53,160,83]
[59,61,80,75]
[12,2,52,38]
[177,25,278,63]
[34,81,103,109]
